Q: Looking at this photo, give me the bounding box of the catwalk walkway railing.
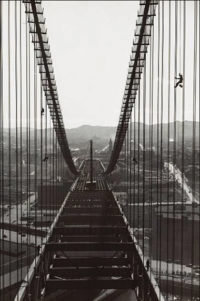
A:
[105,0,158,175]
[0,0,77,300]
[14,160,165,301]
[107,1,200,300]
[24,0,78,176]
[0,1,200,301]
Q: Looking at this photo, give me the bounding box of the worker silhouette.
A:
[174,73,183,88]
[133,158,138,164]
[37,245,41,255]
[146,259,150,271]
[41,108,45,116]
[42,155,48,162]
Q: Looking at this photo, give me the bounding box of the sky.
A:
[2,1,199,129]
[42,1,139,128]
[42,1,198,129]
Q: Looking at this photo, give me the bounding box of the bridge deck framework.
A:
[14,160,163,301]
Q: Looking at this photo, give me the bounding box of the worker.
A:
[133,158,138,164]
[146,259,150,271]
[37,245,41,256]
[42,155,48,162]
[41,108,45,116]
[174,73,183,88]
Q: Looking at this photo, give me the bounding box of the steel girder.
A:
[24,0,78,175]
[105,0,158,174]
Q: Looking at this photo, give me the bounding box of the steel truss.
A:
[24,0,78,175]
[105,0,158,174]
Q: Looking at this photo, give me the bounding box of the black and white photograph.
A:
[0,1,200,301]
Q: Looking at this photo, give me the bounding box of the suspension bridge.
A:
[0,1,200,301]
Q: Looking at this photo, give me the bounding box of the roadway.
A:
[164,162,199,205]
[0,229,43,246]
[0,266,28,289]
[2,193,36,225]
[0,193,43,247]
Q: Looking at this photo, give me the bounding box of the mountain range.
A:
[2,121,200,149]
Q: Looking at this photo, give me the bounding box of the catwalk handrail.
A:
[24,0,78,175]
[105,0,158,174]
[13,179,79,301]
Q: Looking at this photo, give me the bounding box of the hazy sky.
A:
[42,1,200,128]
[2,1,199,130]
[42,1,139,128]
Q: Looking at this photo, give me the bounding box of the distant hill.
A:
[66,121,200,149]
[66,125,116,146]
[130,121,200,147]
[2,121,199,149]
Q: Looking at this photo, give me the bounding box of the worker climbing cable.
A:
[146,259,150,271]
[132,158,138,164]
[42,154,48,162]
[174,73,183,88]
[41,107,45,116]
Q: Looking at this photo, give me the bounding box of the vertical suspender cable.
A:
[142,57,146,258]
[28,4,31,264]
[7,2,11,298]
[173,1,178,296]
[48,120,50,222]
[128,119,130,221]
[25,6,30,277]
[53,120,55,220]
[55,135,58,218]
[125,125,127,216]
[124,127,126,212]
[15,1,19,287]
[40,78,43,239]
[166,1,171,298]
[129,121,130,220]
[159,2,164,294]
[130,115,132,227]
[126,125,128,217]
[19,0,23,285]
[127,126,129,215]
[156,1,160,279]
[191,1,197,298]
[133,104,136,231]
[0,1,4,300]
[199,1,200,298]
[34,23,37,258]
[149,12,154,284]
[51,111,53,220]
[137,82,141,245]
[45,86,47,224]
[180,1,185,299]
